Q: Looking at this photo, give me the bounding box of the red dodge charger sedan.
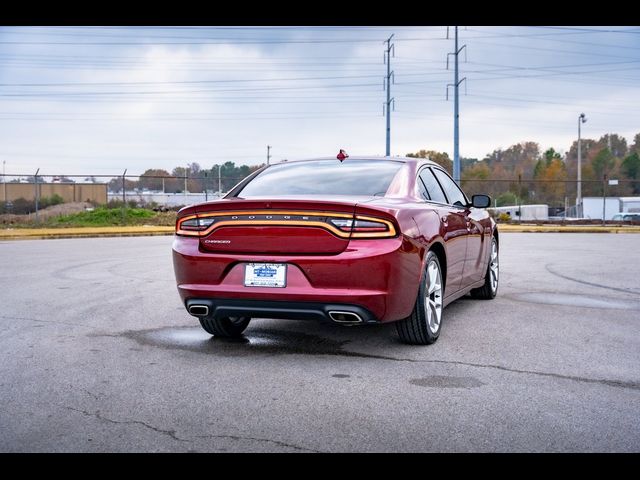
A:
[172,156,499,345]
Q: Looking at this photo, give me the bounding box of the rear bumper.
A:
[172,235,423,322]
[185,298,377,324]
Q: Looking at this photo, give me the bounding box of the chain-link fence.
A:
[0,172,248,218]
[2,172,640,224]
[461,177,640,223]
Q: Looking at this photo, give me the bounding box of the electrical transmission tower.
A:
[384,34,395,157]
[446,26,467,182]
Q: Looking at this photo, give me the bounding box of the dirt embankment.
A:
[0,202,93,225]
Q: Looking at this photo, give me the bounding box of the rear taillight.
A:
[329,215,397,239]
[176,215,215,236]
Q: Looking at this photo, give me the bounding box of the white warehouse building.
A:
[490,204,549,221]
[582,196,640,220]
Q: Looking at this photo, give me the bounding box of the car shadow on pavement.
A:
[122,294,478,357]
[122,323,406,360]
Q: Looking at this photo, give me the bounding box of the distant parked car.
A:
[612,213,640,221]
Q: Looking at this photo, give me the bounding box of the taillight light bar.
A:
[329,215,397,238]
[175,216,216,235]
[175,211,397,239]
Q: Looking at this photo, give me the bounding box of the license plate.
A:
[244,263,287,288]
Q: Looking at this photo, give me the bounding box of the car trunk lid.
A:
[192,198,358,255]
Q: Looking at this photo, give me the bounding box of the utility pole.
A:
[218,164,222,195]
[447,26,467,183]
[2,160,6,203]
[384,34,395,157]
[577,113,587,217]
[267,145,271,166]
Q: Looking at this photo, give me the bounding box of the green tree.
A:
[597,133,627,159]
[139,169,171,191]
[462,161,490,180]
[622,152,640,194]
[622,152,640,179]
[107,177,137,193]
[461,161,491,197]
[591,148,615,180]
[483,141,540,180]
[495,191,518,207]
[461,157,478,172]
[406,150,453,174]
[533,159,546,179]
[543,147,562,165]
[630,133,640,154]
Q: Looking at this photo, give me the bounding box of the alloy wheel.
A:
[490,239,499,293]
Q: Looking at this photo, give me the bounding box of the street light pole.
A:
[577,113,587,217]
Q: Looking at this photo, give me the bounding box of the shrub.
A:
[51,206,155,226]
[39,194,65,209]
[497,213,512,223]
[9,197,35,215]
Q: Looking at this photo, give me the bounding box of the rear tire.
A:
[470,236,499,300]
[396,251,444,345]
[199,316,251,337]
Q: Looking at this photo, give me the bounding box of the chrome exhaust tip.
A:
[188,305,209,317]
[328,311,363,324]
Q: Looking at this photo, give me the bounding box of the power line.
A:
[466,27,640,51]
[469,39,640,62]
[0,37,449,46]
[0,82,385,97]
[0,73,391,87]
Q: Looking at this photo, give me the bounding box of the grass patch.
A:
[47,207,157,227]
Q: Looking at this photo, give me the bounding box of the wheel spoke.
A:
[433,301,441,324]
[428,264,437,292]
[424,259,443,334]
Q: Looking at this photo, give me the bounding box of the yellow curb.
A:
[3,224,640,240]
[0,226,175,240]
[498,224,640,233]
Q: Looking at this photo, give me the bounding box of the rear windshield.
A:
[236,159,403,197]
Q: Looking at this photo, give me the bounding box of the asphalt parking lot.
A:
[0,233,639,452]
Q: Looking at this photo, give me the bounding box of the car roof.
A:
[272,155,439,167]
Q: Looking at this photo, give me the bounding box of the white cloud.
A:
[0,26,639,176]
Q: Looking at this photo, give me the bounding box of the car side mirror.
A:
[471,194,491,208]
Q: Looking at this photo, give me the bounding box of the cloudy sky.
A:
[1,25,639,177]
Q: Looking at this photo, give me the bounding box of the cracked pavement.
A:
[0,233,639,452]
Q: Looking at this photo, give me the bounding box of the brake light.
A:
[176,215,215,236]
[329,215,397,238]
